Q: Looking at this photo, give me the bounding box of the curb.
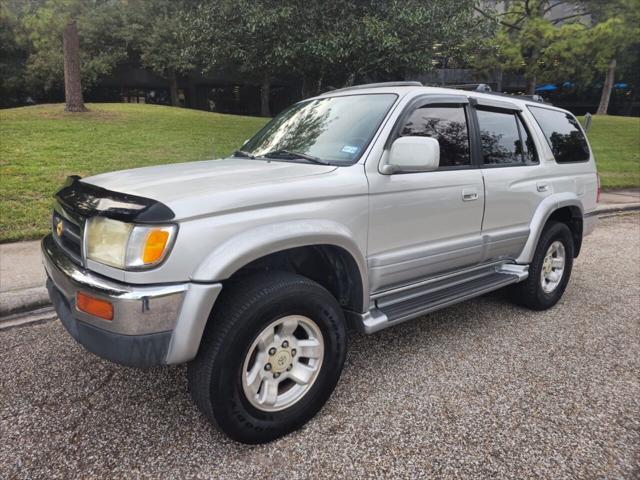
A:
[594,203,640,215]
[1,204,638,325]
[0,286,50,318]
[0,306,57,331]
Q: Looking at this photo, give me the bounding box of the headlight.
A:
[85,217,177,269]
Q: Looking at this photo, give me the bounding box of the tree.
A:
[188,0,486,113]
[318,0,484,88]
[188,0,298,116]
[615,41,640,115]
[472,0,640,112]
[583,0,640,114]
[472,0,594,94]
[23,0,127,111]
[125,0,196,107]
[289,0,486,93]
[0,1,30,107]
[467,29,520,92]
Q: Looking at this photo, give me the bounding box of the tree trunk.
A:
[260,75,271,117]
[596,58,616,115]
[623,87,636,116]
[441,57,449,86]
[301,75,312,99]
[62,19,86,112]
[495,69,503,92]
[525,75,536,96]
[343,73,356,87]
[169,70,179,107]
[301,75,323,98]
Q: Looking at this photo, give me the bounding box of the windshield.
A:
[239,94,398,165]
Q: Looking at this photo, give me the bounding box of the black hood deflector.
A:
[55,176,175,223]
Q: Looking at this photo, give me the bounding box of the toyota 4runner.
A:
[43,82,598,444]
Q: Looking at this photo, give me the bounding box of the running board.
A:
[360,264,528,334]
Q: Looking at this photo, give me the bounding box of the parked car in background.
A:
[43,82,599,444]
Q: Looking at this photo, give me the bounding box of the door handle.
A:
[537,182,550,192]
[462,189,479,201]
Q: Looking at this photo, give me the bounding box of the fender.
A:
[516,193,584,264]
[191,219,370,310]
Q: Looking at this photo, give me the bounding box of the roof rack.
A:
[325,81,423,94]
[323,81,547,104]
[486,91,547,104]
[444,83,546,103]
[447,83,493,92]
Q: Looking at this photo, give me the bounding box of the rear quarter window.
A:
[528,106,590,163]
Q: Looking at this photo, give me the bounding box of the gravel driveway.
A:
[1,213,639,479]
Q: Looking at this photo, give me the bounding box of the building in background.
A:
[15,55,638,118]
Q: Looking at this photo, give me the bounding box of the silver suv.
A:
[43,82,598,443]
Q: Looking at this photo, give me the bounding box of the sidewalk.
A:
[0,241,49,316]
[598,188,640,208]
[1,189,639,318]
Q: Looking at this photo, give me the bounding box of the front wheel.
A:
[511,221,575,310]
[187,272,347,444]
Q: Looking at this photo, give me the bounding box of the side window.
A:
[528,106,590,163]
[476,109,524,165]
[400,105,471,167]
[516,115,539,164]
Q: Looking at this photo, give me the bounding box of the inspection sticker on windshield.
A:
[341,145,359,155]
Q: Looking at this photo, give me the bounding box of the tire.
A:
[187,272,347,444]
[511,221,574,310]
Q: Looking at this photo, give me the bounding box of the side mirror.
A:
[381,136,440,174]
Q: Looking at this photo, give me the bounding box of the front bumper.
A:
[42,234,222,367]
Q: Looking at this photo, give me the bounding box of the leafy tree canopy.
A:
[471,0,640,96]
[123,0,196,105]
[188,0,485,90]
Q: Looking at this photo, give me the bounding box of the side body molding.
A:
[516,193,584,264]
[191,220,370,311]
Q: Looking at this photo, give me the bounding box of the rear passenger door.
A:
[471,99,550,261]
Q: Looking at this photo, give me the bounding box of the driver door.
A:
[366,96,485,292]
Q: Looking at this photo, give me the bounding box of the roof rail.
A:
[483,91,547,104]
[445,83,547,104]
[325,81,423,94]
[447,83,493,92]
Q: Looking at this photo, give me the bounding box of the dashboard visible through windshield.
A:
[237,94,398,166]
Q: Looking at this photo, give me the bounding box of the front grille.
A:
[52,210,83,264]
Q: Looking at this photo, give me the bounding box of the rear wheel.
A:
[511,221,574,310]
[187,272,347,444]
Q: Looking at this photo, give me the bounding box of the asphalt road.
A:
[1,213,639,479]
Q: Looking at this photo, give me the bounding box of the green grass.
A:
[0,104,638,242]
[579,115,640,190]
[0,103,268,242]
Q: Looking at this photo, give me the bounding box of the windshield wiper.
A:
[262,149,330,165]
[233,150,256,159]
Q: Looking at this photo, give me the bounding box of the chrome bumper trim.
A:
[43,234,187,336]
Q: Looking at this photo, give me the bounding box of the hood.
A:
[83,157,338,220]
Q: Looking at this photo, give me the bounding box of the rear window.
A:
[528,106,590,163]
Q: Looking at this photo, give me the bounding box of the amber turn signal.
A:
[142,229,170,264]
[76,292,114,320]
